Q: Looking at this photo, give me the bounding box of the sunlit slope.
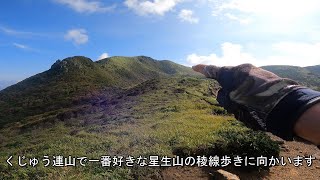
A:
[0,75,279,179]
[0,56,197,127]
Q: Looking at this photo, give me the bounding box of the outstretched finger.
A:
[192,64,220,80]
[192,64,206,74]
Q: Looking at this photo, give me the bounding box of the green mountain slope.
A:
[0,56,198,128]
[0,57,281,179]
[261,65,320,90]
[305,65,320,76]
[0,74,278,179]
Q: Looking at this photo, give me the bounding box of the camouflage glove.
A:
[192,64,302,131]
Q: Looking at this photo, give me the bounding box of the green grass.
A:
[0,76,279,179]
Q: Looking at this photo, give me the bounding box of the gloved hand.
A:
[192,64,301,131]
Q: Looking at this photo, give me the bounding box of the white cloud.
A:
[12,42,40,52]
[187,42,257,66]
[54,0,116,13]
[64,29,88,45]
[266,42,320,66]
[1,27,33,36]
[124,0,181,16]
[178,9,199,24]
[0,26,44,38]
[224,13,251,25]
[217,0,320,17]
[13,43,30,50]
[98,52,109,60]
[212,0,320,26]
[186,42,320,67]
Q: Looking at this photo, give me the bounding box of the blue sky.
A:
[1,0,320,82]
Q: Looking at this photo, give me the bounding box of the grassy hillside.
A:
[0,76,278,179]
[0,56,197,128]
[262,65,320,90]
[305,65,320,76]
[0,56,279,179]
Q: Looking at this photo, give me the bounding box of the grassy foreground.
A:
[0,76,279,179]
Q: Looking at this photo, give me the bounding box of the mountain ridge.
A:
[305,65,320,76]
[261,65,320,90]
[0,80,16,91]
[0,56,198,128]
[1,57,320,128]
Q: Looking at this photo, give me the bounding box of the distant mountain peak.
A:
[135,55,155,60]
[262,65,320,90]
[50,56,94,72]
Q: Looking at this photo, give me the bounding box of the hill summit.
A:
[0,56,197,127]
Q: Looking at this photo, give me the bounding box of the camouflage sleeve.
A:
[206,63,320,141]
[203,65,220,79]
[267,88,320,140]
[214,64,307,138]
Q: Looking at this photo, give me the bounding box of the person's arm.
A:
[192,64,320,146]
[294,102,320,145]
